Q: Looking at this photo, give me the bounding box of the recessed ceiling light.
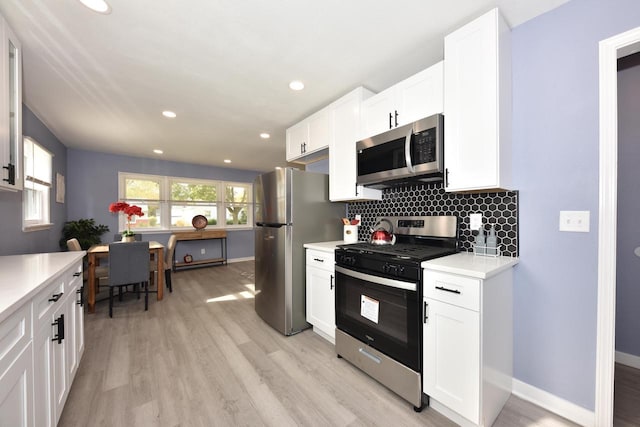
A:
[78,0,111,14]
[162,110,176,118]
[289,80,305,91]
[153,149,163,154]
[224,159,232,163]
[260,133,270,139]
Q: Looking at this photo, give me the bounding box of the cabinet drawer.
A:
[33,279,65,327]
[423,270,480,311]
[0,303,31,375]
[306,250,334,272]
[64,261,83,294]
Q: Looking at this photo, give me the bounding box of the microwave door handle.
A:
[404,128,415,173]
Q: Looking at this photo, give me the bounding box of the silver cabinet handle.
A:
[359,347,381,364]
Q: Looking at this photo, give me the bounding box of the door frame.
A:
[596,25,640,426]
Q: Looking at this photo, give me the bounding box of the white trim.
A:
[596,25,640,427]
[429,398,476,427]
[512,379,594,427]
[227,256,254,263]
[615,351,640,370]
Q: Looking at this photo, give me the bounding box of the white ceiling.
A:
[0,0,569,172]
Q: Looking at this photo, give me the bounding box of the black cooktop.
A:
[337,242,456,262]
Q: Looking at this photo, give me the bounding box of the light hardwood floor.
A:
[59,261,578,427]
[614,363,640,426]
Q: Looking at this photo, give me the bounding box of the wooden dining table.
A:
[87,241,165,313]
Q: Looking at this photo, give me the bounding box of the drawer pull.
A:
[73,272,81,277]
[435,286,461,294]
[52,314,64,344]
[359,347,381,364]
[48,292,64,303]
[313,258,324,263]
[76,287,84,306]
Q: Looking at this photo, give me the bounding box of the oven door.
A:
[335,265,421,372]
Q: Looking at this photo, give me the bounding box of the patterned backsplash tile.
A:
[346,182,519,257]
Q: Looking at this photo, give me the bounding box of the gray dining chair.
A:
[108,241,150,317]
[164,234,177,293]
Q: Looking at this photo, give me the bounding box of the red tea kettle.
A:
[370,218,396,245]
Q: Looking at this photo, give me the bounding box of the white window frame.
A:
[117,172,253,232]
[23,136,53,231]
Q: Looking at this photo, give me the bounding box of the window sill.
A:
[23,223,54,232]
[129,226,254,235]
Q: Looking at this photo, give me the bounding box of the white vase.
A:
[121,235,135,242]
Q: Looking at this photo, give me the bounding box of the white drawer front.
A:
[0,304,31,374]
[64,261,83,294]
[33,279,65,326]
[423,270,480,311]
[306,250,334,272]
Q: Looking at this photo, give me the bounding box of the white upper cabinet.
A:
[0,15,23,192]
[360,61,443,139]
[329,87,382,202]
[444,8,512,192]
[286,107,331,163]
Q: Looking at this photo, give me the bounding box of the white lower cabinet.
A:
[423,268,512,427]
[305,249,336,343]
[0,305,33,427]
[0,258,84,427]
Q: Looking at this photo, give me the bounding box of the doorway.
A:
[596,27,640,427]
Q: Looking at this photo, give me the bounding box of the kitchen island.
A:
[0,251,86,426]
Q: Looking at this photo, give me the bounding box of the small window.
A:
[23,137,53,230]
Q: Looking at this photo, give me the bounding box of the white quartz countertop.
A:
[303,240,355,253]
[422,252,519,279]
[0,252,85,323]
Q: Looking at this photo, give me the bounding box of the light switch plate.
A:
[469,213,482,231]
[559,210,590,232]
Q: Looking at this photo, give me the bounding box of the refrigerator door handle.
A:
[256,222,287,228]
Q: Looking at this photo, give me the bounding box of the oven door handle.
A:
[335,266,417,292]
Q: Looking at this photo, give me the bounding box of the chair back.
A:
[67,238,82,251]
[165,235,178,270]
[108,241,150,287]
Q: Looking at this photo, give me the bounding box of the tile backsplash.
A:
[346,182,519,257]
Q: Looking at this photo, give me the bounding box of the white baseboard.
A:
[227,256,254,263]
[512,379,594,427]
[615,350,640,369]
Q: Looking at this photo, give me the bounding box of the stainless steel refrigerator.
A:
[254,168,345,335]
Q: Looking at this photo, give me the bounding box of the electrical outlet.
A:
[355,214,361,221]
[469,213,482,231]
[201,248,206,255]
[559,211,590,232]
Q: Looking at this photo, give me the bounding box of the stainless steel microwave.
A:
[356,113,444,188]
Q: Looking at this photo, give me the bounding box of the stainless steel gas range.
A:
[334,215,458,411]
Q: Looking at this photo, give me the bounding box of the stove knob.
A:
[398,266,405,276]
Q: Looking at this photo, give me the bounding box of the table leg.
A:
[88,253,96,313]
[157,248,164,301]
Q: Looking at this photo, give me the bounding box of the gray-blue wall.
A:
[511,0,640,410]
[615,61,640,357]
[0,106,67,255]
[66,149,261,260]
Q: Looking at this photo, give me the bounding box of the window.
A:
[118,172,252,232]
[23,137,53,230]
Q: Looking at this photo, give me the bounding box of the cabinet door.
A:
[0,342,33,427]
[306,108,330,153]
[423,298,480,424]
[0,17,23,191]
[329,88,381,202]
[74,285,85,368]
[360,88,395,139]
[34,322,54,427]
[285,121,308,161]
[396,61,444,126]
[444,9,509,192]
[65,287,78,382]
[51,301,68,424]
[306,265,335,340]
